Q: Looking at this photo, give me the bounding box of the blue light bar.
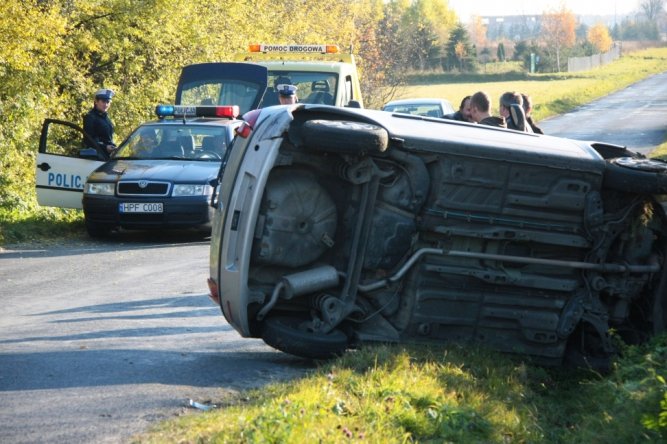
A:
[155,104,175,118]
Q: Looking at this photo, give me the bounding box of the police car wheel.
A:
[301,120,389,154]
[261,315,348,359]
[603,157,667,194]
[85,219,113,238]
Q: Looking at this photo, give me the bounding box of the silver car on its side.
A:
[208,104,667,372]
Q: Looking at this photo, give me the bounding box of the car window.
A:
[267,71,338,106]
[384,103,446,118]
[179,80,262,115]
[115,124,232,160]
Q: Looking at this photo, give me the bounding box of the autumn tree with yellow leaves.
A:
[587,23,613,53]
[540,5,576,72]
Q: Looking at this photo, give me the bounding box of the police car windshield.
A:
[114,124,231,161]
[266,72,338,106]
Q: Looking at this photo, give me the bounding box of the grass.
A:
[0,206,85,247]
[135,335,667,443]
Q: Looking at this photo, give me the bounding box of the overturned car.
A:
[208,104,667,370]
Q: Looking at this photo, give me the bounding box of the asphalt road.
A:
[539,71,667,154]
[1,71,666,443]
[0,232,312,443]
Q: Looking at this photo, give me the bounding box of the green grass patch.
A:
[0,206,85,246]
[135,335,667,443]
[396,47,667,122]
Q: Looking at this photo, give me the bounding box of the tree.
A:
[641,0,665,21]
[541,4,576,72]
[468,15,487,49]
[444,23,477,72]
[588,23,613,53]
[402,0,457,70]
[497,42,506,62]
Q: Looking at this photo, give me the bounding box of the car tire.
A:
[603,157,667,194]
[85,219,113,238]
[261,315,348,359]
[301,120,389,154]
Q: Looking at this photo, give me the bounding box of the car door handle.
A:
[37,162,51,171]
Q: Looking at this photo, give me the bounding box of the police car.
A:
[36,104,244,237]
[177,44,363,109]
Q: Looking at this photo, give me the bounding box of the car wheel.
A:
[301,120,389,154]
[85,219,113,238]
[603,157,667,194]
[261,315,348,359]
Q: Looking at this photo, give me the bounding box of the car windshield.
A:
[263,71,338,106]
[113,124,231,161]
[383,102,447,118]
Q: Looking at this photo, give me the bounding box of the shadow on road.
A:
[0,348,314,391]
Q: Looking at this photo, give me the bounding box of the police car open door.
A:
[35,119,108,209]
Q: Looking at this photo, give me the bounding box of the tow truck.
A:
[176,44,363,109]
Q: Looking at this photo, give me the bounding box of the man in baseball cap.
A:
[84,88,116,153]
[277,84,298,105]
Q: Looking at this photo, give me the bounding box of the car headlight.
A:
[172,184,209,196]
[84,182,115,195]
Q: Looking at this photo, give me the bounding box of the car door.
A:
[175,62,268,115]
[35,119,108,209]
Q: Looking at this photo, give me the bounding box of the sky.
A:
[448,0,642,20]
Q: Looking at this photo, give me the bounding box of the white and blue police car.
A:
[35,63,268,237]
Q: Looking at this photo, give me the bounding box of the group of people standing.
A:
[447,91,543,134]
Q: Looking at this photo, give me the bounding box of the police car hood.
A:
[89,159,220,183]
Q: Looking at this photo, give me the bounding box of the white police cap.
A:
[94,88,115,100]
[277,84,297,96]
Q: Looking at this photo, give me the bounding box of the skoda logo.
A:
[138,180,148,189]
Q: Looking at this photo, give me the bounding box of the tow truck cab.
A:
[176,44,363,110]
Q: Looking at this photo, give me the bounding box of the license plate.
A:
[119,202,163,213]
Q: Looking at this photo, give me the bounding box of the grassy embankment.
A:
[2,48,667,246]
[137,337,667,443]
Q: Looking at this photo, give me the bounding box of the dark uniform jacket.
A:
[479,116,507,128]
[83,107,114,149]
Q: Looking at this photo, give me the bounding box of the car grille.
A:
[117,181,170,196]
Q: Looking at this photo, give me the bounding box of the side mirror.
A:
[347,100,362,109]
[209,177,220,208]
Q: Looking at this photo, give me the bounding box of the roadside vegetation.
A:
[137,335,667,443]
[3,47,666,246]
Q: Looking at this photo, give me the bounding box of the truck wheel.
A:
[603,157,667,194]
[301,120,389,154]
[85,219,113,238]
[261,315,348,359]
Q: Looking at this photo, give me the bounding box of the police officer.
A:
[277,84,298,105]
[83,88,116,153]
